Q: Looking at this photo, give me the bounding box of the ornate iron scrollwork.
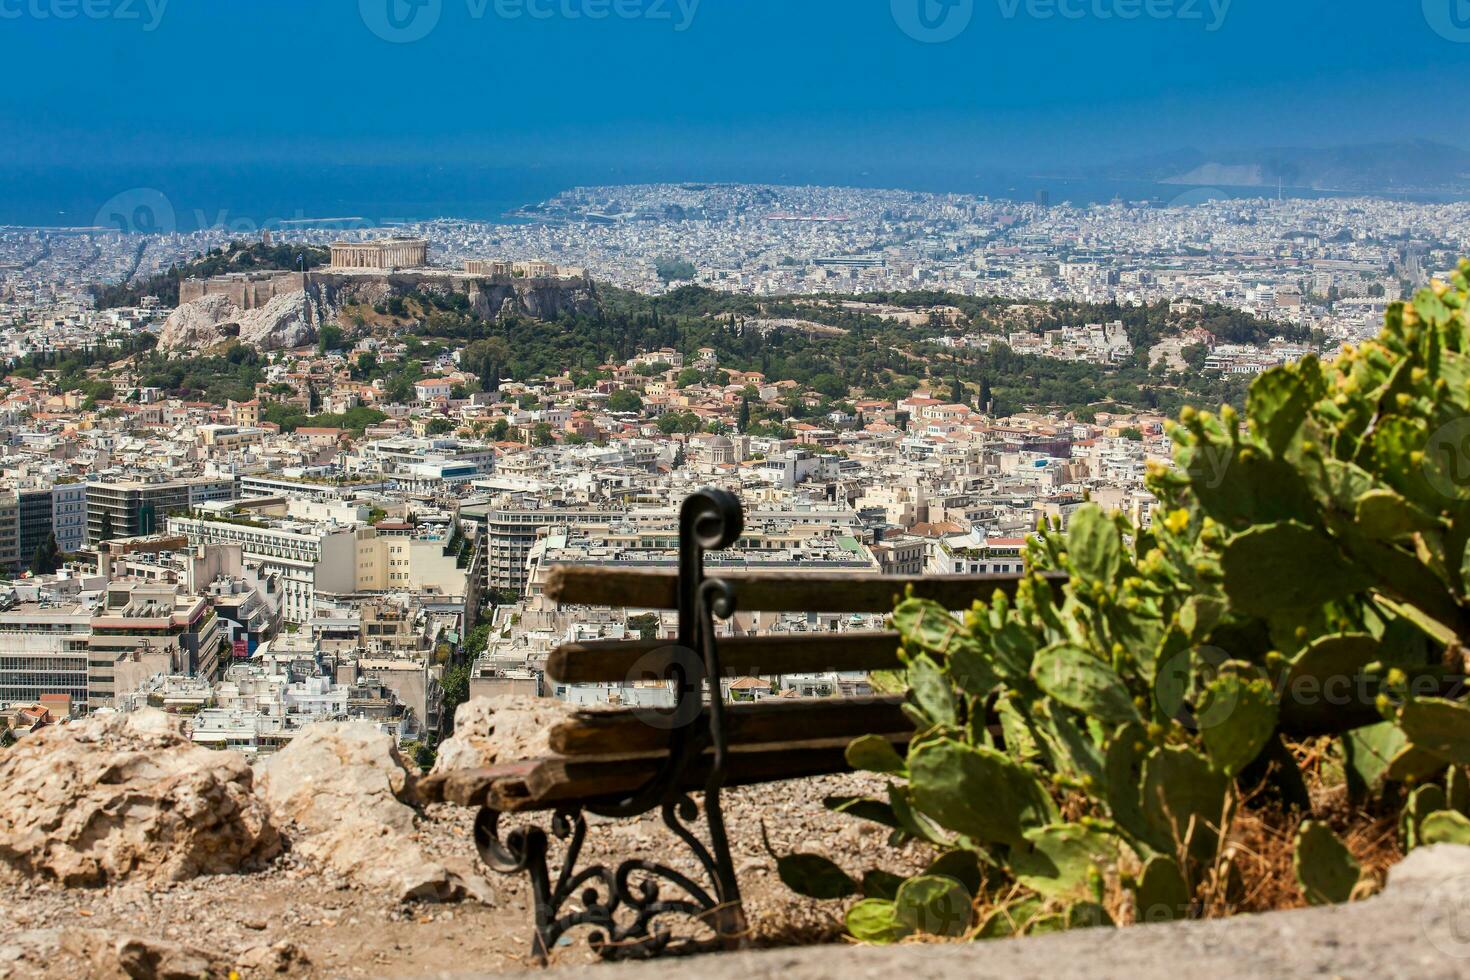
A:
[474,796,743,963]
[473,488,751,965]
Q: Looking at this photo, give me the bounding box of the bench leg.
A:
[474,798,748,965]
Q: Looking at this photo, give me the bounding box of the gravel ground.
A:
[0,772,925,977]
[490,844,1470,980]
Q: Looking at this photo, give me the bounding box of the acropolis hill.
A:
[161,237,597,351]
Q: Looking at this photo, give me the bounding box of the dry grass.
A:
[825,736,1411,944]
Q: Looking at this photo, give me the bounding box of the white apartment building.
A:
[166,516,358,625]
[0,603,91,707]
[166,515,469,625]
[52,482,88,554]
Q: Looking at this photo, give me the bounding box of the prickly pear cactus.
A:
[781,268,1470,942]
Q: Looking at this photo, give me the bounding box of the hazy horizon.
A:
[5,0,1470,178]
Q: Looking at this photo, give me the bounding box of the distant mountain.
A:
[1096,140,1470,196]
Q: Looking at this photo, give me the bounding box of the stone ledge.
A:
[485,845,1470,980]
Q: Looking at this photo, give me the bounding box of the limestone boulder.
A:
[237,290,324,351]
[255,721,490,903]
[0,710,279,886]
[430,695,578,774]
[159,288,333,354]
[157,293,239,350]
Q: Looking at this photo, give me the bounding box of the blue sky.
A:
[3,0,1468,174]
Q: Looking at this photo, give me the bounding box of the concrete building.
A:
[166,515,358,626]
[0,602,92,707]
[52,482,88,554]
[87,582,227,711]
[87,478,235,545]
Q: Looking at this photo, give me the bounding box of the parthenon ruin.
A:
[328,237,429,271]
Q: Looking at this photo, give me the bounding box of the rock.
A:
[159,289,328,353]
[237,940,309,974]
[157,293,241,350]
[256,722,490,903]
[0,710,279,886]
[0,929,227,980]
[237,290,321,351]
[113,934,226,980]
[430,695,577,774]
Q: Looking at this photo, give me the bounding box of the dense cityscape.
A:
[0,180,1464,750]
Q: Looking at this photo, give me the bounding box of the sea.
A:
[1,161,1462,233]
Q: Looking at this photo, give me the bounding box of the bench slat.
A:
[513,736,908,812]
[547,631,903,684]
[549,695,911,756]
[416,760,538,807]
[545,566,1039,613]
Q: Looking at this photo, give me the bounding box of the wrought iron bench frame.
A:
[437,488,1044,964]
[472,487,749,963]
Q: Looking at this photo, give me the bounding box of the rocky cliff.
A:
[157,270,598,353]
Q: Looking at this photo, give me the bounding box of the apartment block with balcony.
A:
[0,602,92,707]
[87,477,235,545]
[86,583,226,711]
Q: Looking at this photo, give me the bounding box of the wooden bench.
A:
[420,489,1036,964]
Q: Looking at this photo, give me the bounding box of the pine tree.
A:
[30,533,61,575]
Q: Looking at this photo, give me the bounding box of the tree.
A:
[808,373,848,399]
[628,612,660,642]
[317,325,344,353]
[98,513,114,544]
[463,337,511,391]
[439,664,470,736]
[30,533,61,575]
[737,397,751,433]
[676,368,704,388]
[978,376,993,413]
[608,389,643,413]
[426,417,456,435]
[532,422,555,446]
